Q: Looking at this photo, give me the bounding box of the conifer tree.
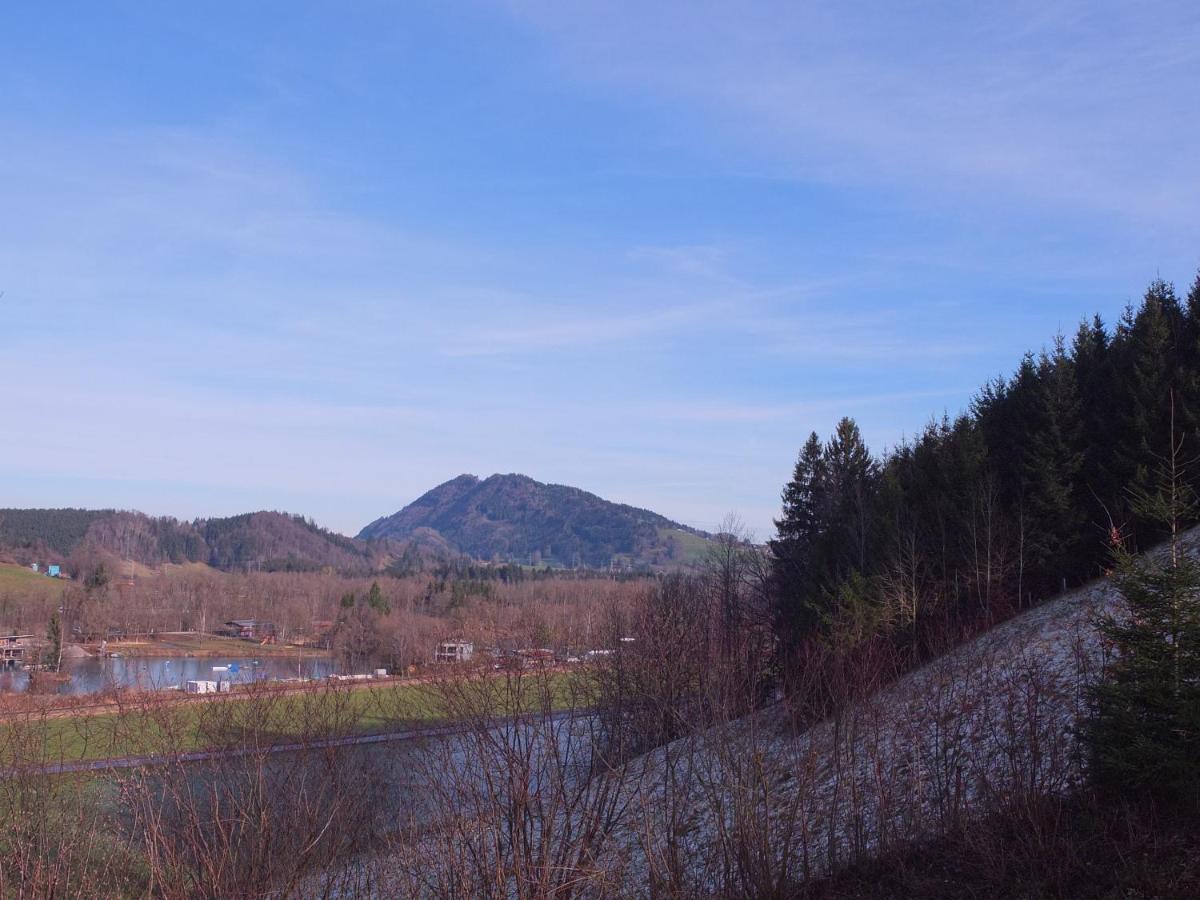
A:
[813,419,882,633]
[1021,337,1085,591]
[47,611,62,673]
[1083,404,1200,808]
[1112,280,1183,539]
[973,354,1045,603]
[823,417,877,577]
[1177,270,1200,463]
[1072,315,1117,542]
[367,580,390,614]
[896,430,937,586]
[770,432,828,645]
[767,273,1200,682]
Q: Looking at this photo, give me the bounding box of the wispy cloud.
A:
[503,0,1200,226]
[648,389,968,424]
[444,300,729,356]
[5,2,1193,541]
[625,244,732,280]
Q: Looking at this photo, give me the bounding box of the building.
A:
[185,680,232,694]
[47,564,61,578]
[1,634,42,668]
[434,640,474,664]
[220,619,276,641]
[516,648,555,668]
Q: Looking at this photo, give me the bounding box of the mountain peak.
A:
[358,474,710,569]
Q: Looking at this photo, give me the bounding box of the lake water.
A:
[0,655,338,694]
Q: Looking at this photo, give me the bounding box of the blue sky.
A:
[3,1,1198,539]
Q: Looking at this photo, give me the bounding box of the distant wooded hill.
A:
[0,508,391,575]
[0,475,712,574]
[359,473,714,569]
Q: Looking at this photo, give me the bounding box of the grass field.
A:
[658,527,715,566]
[99,633,330,658]
[0,564,68,601]
[1,671,590,766]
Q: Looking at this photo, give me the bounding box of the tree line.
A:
[0,509,391,574]
[770,271,1200,660]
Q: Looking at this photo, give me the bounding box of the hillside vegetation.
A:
[0,508,109,557]
[360,473,715,569]
[770,273,1200,664]
[365,272,1200,896]
[0,508,402,575]
[0,563,68,602]
[1,476,713,577]
[5,275,1200,897]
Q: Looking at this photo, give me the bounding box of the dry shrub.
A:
[803,792,1200,898]
[111,681,392,898]
[0,710,145,897]
[383,666,636,899]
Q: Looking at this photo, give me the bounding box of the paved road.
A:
[3,709,579,777]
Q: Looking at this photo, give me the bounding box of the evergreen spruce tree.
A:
[1112,281,1183,540]
[765,273,1200,688]
[973,353,1044,604]
[1177,270,1200,468]
[946,413,993,608]
[367,580,390,614]
[770,432,828,646]
[975,355,1044,517]
[47,611,62,673]
[84,562,111,593]
[1072,315,1118,546]
[1083,408,1200,808]
[821,418,883,633]
[823,417,877,577]
[1021,337,1086,591]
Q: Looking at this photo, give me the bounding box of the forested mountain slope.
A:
[360,473,712,569]
[771,274,1200,658]
[0,472,709,575]
[0,508,390,574]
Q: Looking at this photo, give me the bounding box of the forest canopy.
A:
[771,272,1200,656]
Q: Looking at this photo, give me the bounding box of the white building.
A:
[434,640,474,664]
[185,680,232,694]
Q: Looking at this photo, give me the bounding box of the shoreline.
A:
[82,634,332,660]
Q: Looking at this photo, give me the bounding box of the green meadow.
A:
[1,671,590,767]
